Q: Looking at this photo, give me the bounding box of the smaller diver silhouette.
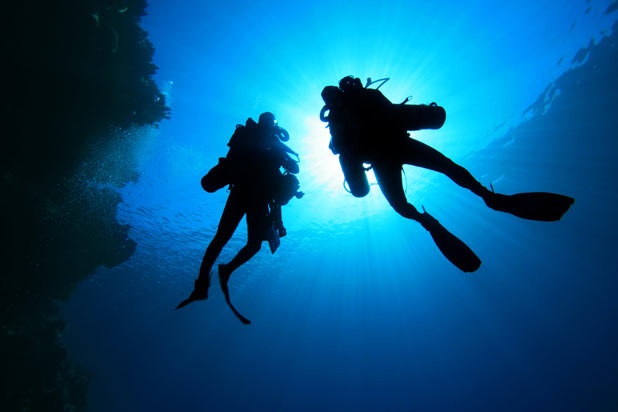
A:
[320,76,574,272]
[176,112,303,324]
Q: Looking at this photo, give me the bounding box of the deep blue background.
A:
[62,1,618,411]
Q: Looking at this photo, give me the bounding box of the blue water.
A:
[61,1,618,411]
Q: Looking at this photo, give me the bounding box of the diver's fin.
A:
[420,212,481,273]
[484,192,574,222]
[175,297,197,310]
[218,264,251,325]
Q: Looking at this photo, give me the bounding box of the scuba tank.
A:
[321,76,445,198]
[201,157,230,193]
[339,154,370,198]
[364,77,446,130]
[392,102,446,131]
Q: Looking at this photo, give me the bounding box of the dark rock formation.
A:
[1,1,169,410]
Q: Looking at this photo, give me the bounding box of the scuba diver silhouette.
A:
[176,112,302,324]
[320,76,574,272]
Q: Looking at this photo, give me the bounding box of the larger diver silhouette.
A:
[176,112,302,324]
[320,76,574,272]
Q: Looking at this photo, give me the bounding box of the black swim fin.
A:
[176,297,197,310]
[420,211,481,273]
[218,264,251,325]
[484,191,574,222]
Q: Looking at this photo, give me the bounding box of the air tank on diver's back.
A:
[320,76,446,199]
[339,154,370,198]
[338,102,446,198]
[392,102,446,131]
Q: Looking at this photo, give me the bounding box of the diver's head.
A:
[258,112,277,131]
[258,112,277,129]
[339,76,362,92]
[321,86,343,106]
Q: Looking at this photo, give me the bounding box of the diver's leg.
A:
[176,190,247,308]
[372,162,424,221]
[219,199,265,277]
[219,239,262,277]
[396,138,574,220]
[216,199,266,324]
[373,162,481,272]
[195,189,245,291]
[217,199,265,319]
[399,138,490,197]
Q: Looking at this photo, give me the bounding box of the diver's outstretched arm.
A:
[372,162,481,272]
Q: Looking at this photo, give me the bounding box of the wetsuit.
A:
[196,121,298,288]
[321,79,573,275]
[328,86,489,221]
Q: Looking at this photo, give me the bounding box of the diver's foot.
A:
[175,276,211,310]
[418,211,439,231]
[482,191,511,213]
[192,277,210,300]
